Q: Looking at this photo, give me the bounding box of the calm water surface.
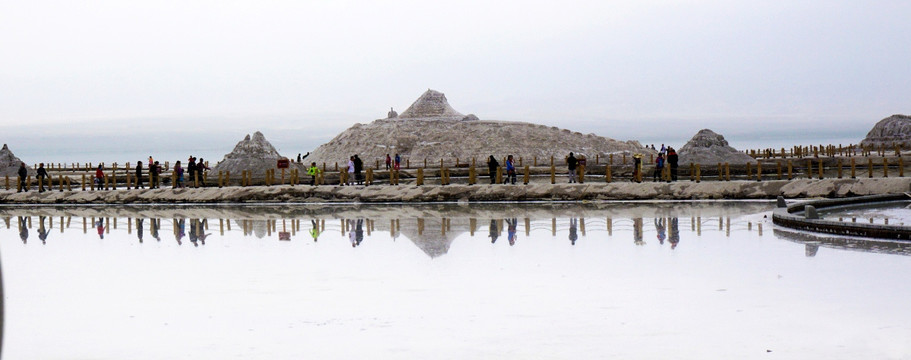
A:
[0,202,909,359]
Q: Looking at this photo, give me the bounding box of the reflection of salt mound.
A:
[399,219,460,258]
[212,131,288,175]
[0,144,33,177]
[398,89,464,120]
[678,129,754,165]
[860,114,911,148]
[234,219,268,238]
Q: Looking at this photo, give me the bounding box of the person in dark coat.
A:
[196,158,209,187]
[666,147,679,182]
[150,161,160,188]
[135,161,144,189]
[17,162,28,192]
[567,153,578,183]
[36,163,49,192]
[353,155,363,185]
[487,155,500,184]
[187,157,197,187]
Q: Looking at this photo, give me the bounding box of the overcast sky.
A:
[1,0,909,161]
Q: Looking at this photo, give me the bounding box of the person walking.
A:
[385,154,392,170]
[94,164,105,190]
[150,161,160,188]
[197,158,209,187]
[173,160,184,188]
[567,152,578,183]
[653,153,665,182]
[394,153,401,170]
[505,155,516,184]
[487,155,499,184]
[17,162,28,192]
[666,147,679,182]
[307,162,321,186]
[135,161,144,189]
[353,155,363,185]
[36,163,49,192]
[346,156,355,186]
[187,157,197,187]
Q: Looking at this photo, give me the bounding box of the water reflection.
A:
[3,201,905,257]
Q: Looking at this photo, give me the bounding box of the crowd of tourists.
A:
[13,146,681,192]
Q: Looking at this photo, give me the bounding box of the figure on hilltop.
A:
[387,107,398,118]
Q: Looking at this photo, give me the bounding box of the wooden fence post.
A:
[807,160,813,179]
[417,168,424,186]
[496,166,503,184]
[5,175,8,190]
[695,164,701,183]
[818,160,824,179]
[837,159,843,178]
[868,158,873,178]
[756,162,762,181]
[578,164,585,184]
[605,164,612,183]
[776,162,782,180]
[900,158,905,177]
[850,158,856,179]
[469,166,476,185]
[883,157,889,178]
[550,164,555,184]
[746,162,752,180]
[523,165,530,185]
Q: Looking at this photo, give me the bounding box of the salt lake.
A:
[0,201,909,359]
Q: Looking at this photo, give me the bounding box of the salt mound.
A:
[307,89,652,166]
[678,129,754,165]
[859,114,911,148]
[212,131,293,175]
[398,89,464,120]
[0,144,33,177]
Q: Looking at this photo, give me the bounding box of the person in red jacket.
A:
[95,165,105,190]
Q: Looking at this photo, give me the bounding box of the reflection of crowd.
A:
[7,215,689,252]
